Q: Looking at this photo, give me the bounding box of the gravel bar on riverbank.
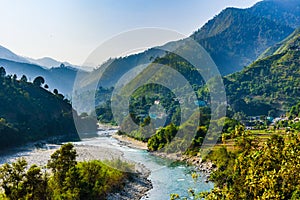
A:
[0,141,152,200]
[112,134,148,150]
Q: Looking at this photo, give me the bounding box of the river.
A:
[0,129,213,200]
[76,130,214,200]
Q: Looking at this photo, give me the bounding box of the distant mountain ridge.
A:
[0,45,29,64]
[0,58,82,95]
[0,45,88,95]
[78,0,300,93]
[192,0,300,75]
[249,0,300,29]
[27,57,70,68]
[26,56,81,69]
[0,44,79,69]
[2,0,300,97]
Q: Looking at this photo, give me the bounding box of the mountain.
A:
[249,0,300,29]
[0,45,80,69]
[192,0,300,75]
[224,28,300,116]
[78,0,300,94]
[100,28,300,123]
[259,28,300,58]
[75,48,166,90]
[26,56,78,69]
[0,58,81,95]
[0,66,79,150]
[0,45,29,63]
[0,45,89,95]
[107,28,300,154]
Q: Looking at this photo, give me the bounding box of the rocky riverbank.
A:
[107,163,152,200]
[111,134,216,176]
[0,141,152,200]
[151,152,216,175]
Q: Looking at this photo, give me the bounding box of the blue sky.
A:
[0,0,261,66]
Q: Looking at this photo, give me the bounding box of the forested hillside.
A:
[108,26,300,157]
[192,0,300,74]
[0,66,78,150]
[110,28,300,122]
[76,0,300,96]
[225,28,300,116]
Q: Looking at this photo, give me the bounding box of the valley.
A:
[1,0,300,199]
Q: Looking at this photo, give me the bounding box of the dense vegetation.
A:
[1,1,300,199]
[116,31,300,150]
[171,130,300,199]
[78,1,300,129]
[224,28,300,116]
[201,132,300,199]
[0,143,132,199]
[170,102,300,199]
[0,66,79,150]
[104,28,300,173]
[97,29,300,158]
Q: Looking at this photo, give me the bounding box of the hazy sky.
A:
[0,0,261,66]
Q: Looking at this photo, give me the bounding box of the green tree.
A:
[12,74,17,82]
[33,76,45,87]
[0,158,27,199]
[0,66,6,78]
[20,75,28,82]
[23,165,49,200]
[0,145,132,199]
[202,133,300,199]
[53,89,58,95]
[47,143,77,189]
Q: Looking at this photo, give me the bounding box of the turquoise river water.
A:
[77,130,214,200]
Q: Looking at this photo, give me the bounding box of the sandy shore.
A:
[1,144,123,167]
[0,141,152,200]
[112,134,148,150]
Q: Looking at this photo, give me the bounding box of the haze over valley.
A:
[1,1,300,199]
